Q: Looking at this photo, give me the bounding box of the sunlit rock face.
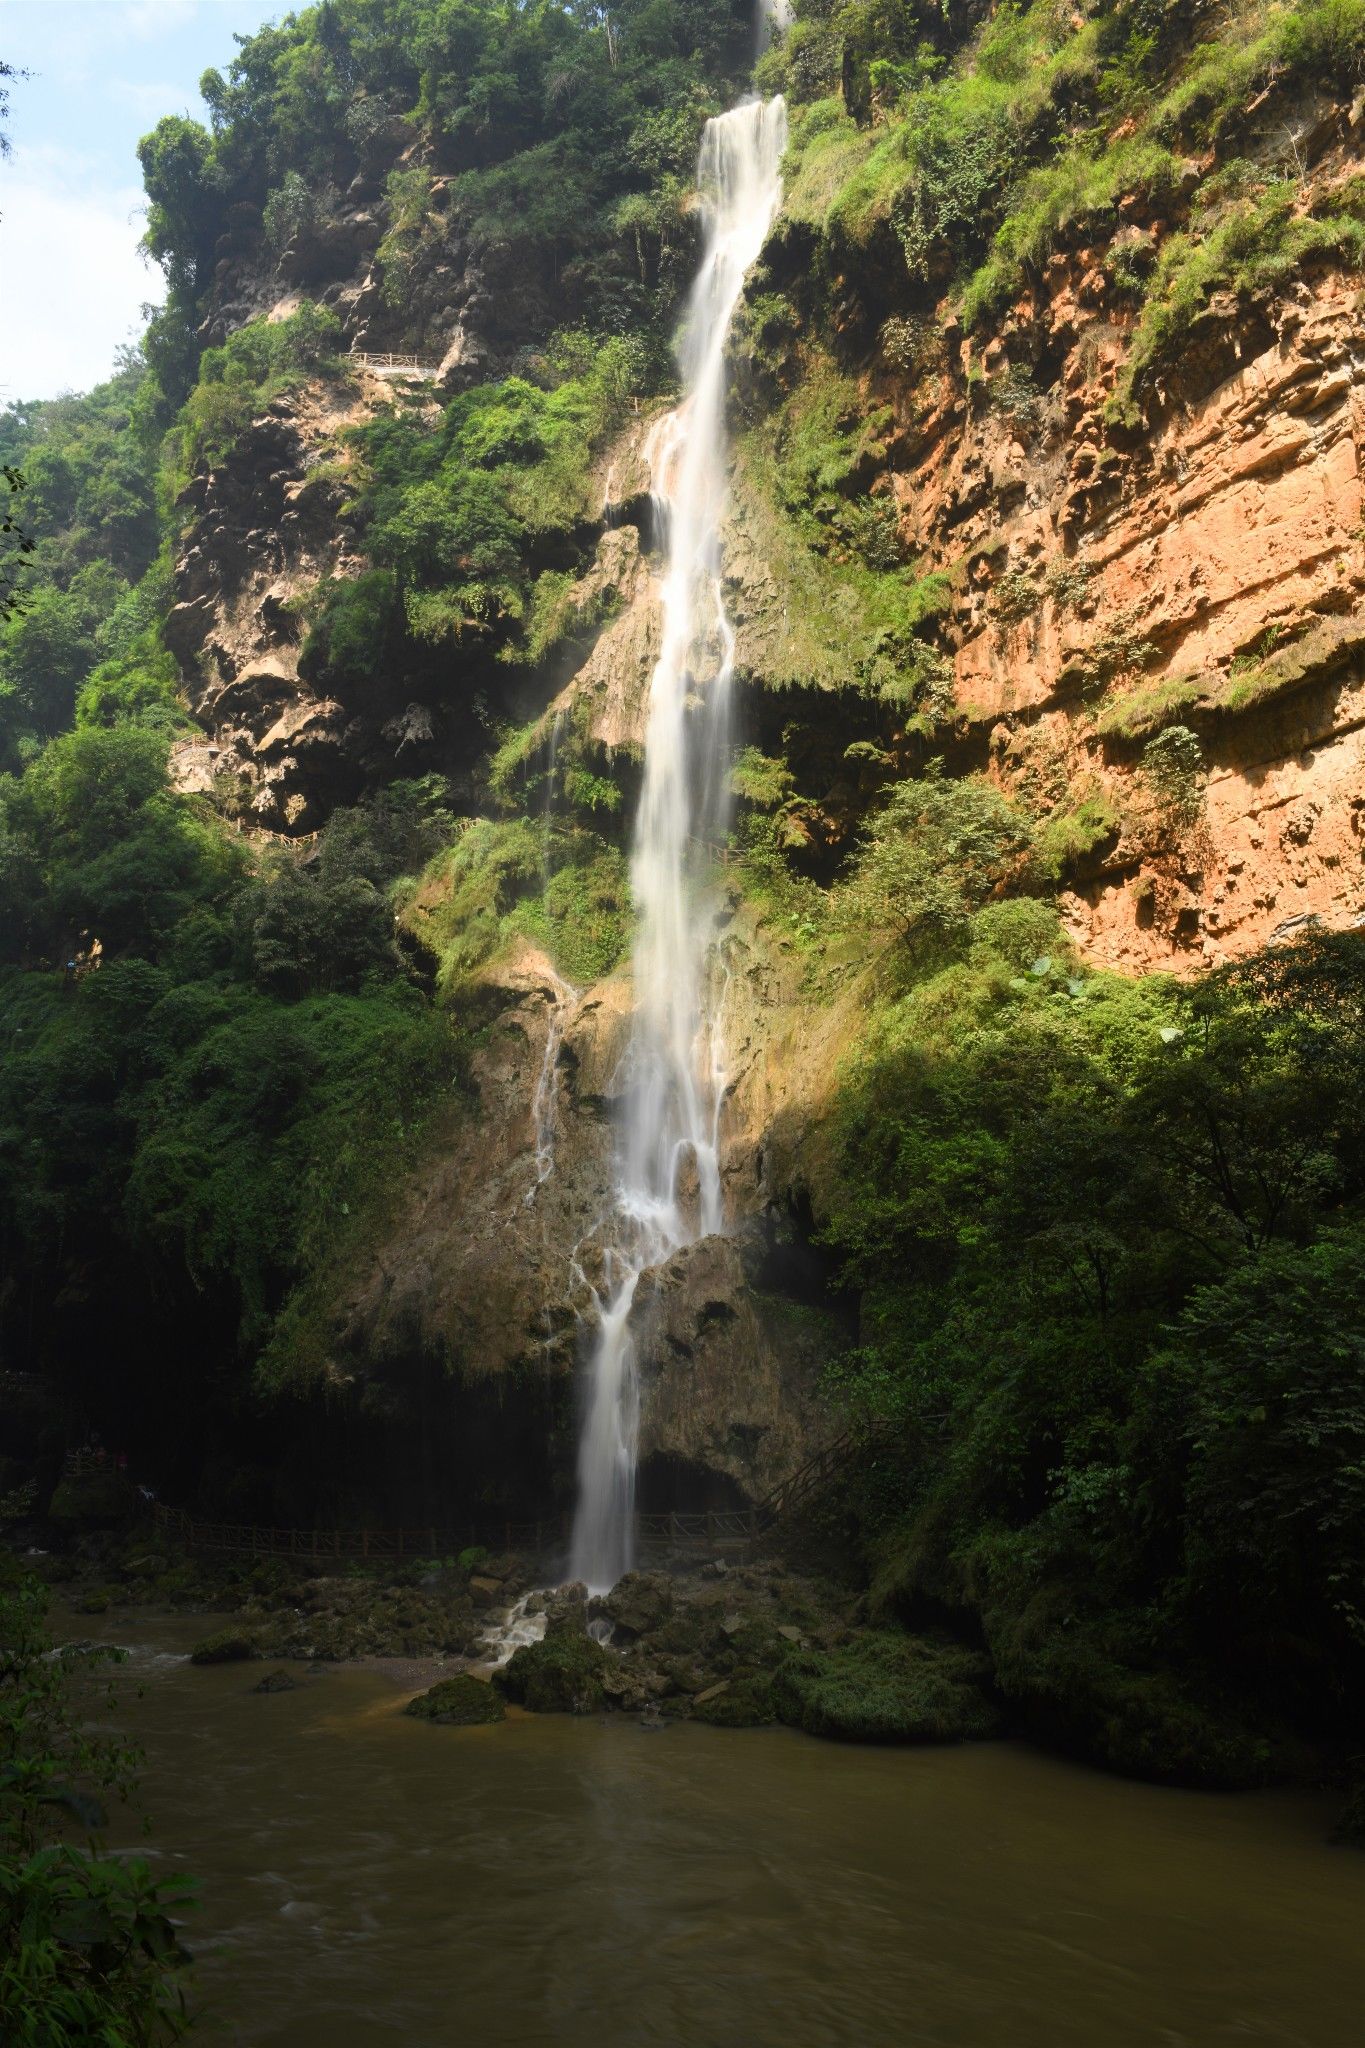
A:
[163,32,1365,1529]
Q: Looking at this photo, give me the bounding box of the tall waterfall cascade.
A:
[568,94,788,1592]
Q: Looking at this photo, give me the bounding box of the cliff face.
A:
[153,7,1365,1509]
[857,254,1365,975]
[169,128,1365,952]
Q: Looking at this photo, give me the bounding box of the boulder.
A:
[494,1632,611,1714]
[405,1675,505,1726]
[252,1669,297,1694]
[542,1582,588,1637]
[191,1631,257,1666]
[603,1571,673,1639]
[47,1470,134,1528]
[691,1671,778,1729]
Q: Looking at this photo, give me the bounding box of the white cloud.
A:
[0,165,162,401]
[119,0,201,37]
[109,76,205,120]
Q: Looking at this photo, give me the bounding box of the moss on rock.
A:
[993,1624,1281,1789]
[691,1670,779,1728]
[771,1632,1003,1744]
[405,1674,505,1726]
[190,1630,257,1665]
[494,1631,611,1714]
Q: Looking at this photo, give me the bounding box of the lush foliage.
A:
[767,0,1365,409]
[819,921,1365,1778]
[342,329,650,662]
[0,361,165,768]
[0,744,465,1406]
[137,0,755,381]
[0,1568,196,2044]
[178,303,348,471]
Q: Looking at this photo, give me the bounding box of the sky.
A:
[0,0,285,405]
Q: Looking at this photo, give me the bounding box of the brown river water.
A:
[68,1610,1365,2048]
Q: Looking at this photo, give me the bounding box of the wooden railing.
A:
[349,350,439,378]
[150,1502,766,1562]
[145,1429,887,1566]
[152,1503,564,1560]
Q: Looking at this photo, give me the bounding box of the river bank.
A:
[56,1603,1365,2048]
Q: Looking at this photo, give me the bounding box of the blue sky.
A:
[0,0,285,403]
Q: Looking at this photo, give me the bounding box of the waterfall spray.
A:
[569,96,787,1591]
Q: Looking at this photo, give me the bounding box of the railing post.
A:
[429,1526,437,1556]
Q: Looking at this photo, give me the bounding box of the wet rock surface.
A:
[494,1560,1004,1743]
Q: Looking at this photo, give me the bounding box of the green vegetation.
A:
[2,0,1364,1839]
[771,1633,1002,1742]
[495,1630,612,1713]
[769,0,1365,438]
[734,372,953,711]
[1034,791,1121,879]
[818,921,1365,1783]
[179,304,349,472]
[345,332,649,663]
[405,1675,505,1724]
[402,815,630,993]
[1,1568,196,2043]
[0,360,165,769]
[837,767,1034,950]
[0,739,465,1408]
[1109,175,1365,420]
[137,0,755,401]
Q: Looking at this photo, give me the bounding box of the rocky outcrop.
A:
[629,1232,842,1505]
[165,63,1365,1518]
[330,939,623,1380]
[165,373,455,830]
[319,899,861,1502]
[934,269,1365,971]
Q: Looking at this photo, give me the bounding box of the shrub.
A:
[772,1633,1002,1743]
[405,1676,504,1726]
[840,767,1034,948]
[1,1571,197,2043]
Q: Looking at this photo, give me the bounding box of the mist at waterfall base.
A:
[568,96,788,1593]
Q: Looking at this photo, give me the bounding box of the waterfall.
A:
[527,967,578,1200]
[569,95,787,1592]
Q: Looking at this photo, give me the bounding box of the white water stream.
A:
[569,95,787,1592]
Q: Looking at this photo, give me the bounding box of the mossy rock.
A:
[190,1631,257,1665]
[494,1631,611,1714]
[691,1670,778,1729]
[47,1471,133,1527]
[75,1586,117,1616]
[990,1612,1279,1790]
[252,1668,298,1695]
[772,1632,1003,1744]
[405,1675,505,1726]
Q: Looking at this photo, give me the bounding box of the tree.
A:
[0,1567,197,2044]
